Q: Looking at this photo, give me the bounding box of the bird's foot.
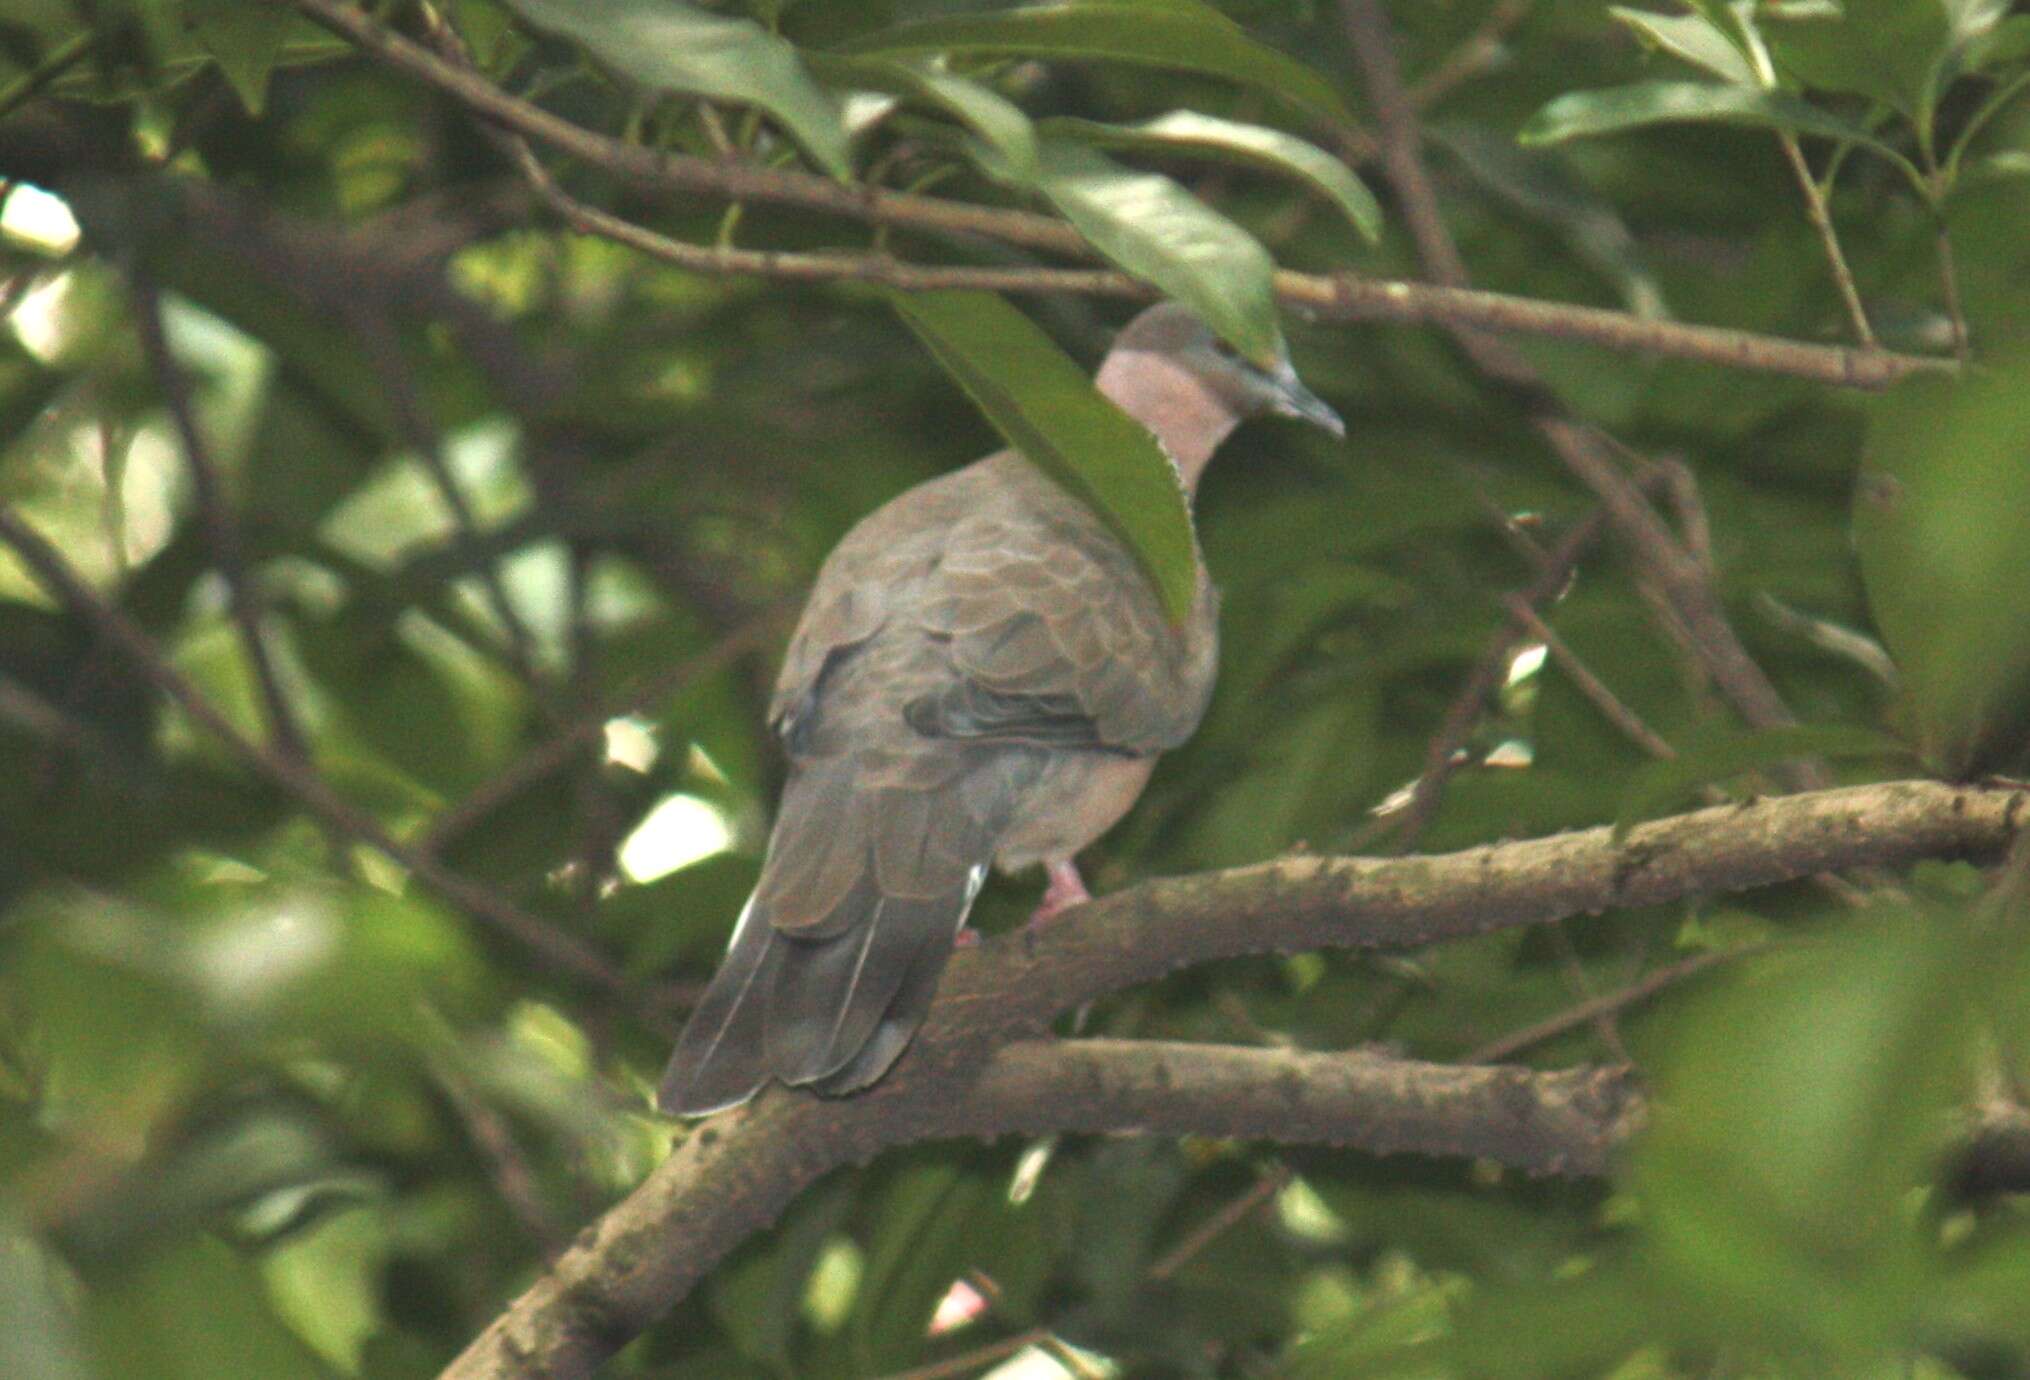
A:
[952,926,982,950]
[1028,859,1091,929]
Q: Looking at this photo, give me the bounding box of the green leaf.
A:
[887,290,1200,624]
[1042,111,1382,244]
[1519,79,1896,152]
[1610,7,1760,86]
[1855,352,2030,777]
[86,1237,332,1379]
[1033,139,1281,365]
[182,0,292,115]
[1632,911,1978,1360]
[840,1,1355,125]
[1613,724,1910,839]
[501,0,851,177]
[809,54,1038,183]
[0,1216,90,1380]
[1968,14,2030,69]
[1761,0,1951,119]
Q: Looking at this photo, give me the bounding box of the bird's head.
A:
[1108,303,1346,439]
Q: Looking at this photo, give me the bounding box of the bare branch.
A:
[439,777,2025,1378]
[1337,0,1824,793]
[1775,133,1876,348]
[418,609,785,859]
[276,0,1948,393]
[1464,946,1755,1064]
[1361,502,1611,850]
[132,277,310,766]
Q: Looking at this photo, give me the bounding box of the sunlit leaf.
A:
[1042,111,1382,244]
[810,54,1038,183]
[887,289,1200,623]
[501,0,851,176]
[1520,80,1896,152]
[840,1,1355,124]
[1033,139,1281,366]
[1610,6,1760,85]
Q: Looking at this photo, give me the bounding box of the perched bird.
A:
[659,304,1343,1116]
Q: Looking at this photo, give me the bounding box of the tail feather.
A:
[810,864,986,1095]
[661,752,1029,1116]
[765,877,976,1087]
[656,896,780,1116]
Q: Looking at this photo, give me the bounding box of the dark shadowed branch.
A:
[0,508,648,1005]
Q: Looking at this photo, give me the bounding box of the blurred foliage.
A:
[0,0,2028,1376]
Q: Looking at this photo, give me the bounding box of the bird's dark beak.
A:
[1264,358,1345,438]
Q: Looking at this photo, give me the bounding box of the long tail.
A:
[656,763,998,1116]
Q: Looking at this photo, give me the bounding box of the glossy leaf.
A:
[1761,0,1951,118]
[1520,80,1895,152]
[810,54,1038,183]
[1610,6,1759,86]
[841,1,1355,124]
[1034,139,1281,366]
[1043,110,1382,244]
[501,0,851,177]
[887,289,1200,623]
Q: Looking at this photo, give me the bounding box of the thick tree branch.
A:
[441,778,2025,1379]
[949,1040,1640,1175]
[273,0,1947,392]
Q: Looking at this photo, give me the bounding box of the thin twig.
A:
[1934,218,1971,362]
[1146,1162,1293,1281]
[1359,503,1612,851]
[876,1328,1051,1380]
[347,305,550,695]
[430,1054,571,1258]
[0,29,93,122]
[1775,133,1875,348]
[1410,0,1535,108]
[1464,945,1756,1064]
[418,610,785,859]
[1502,594,1676,760]
[131,277,312,766]
[1546,921,1632,1064]
[278,0,1950,393]
[1337,0,1823,796]
[0,508,650,1006]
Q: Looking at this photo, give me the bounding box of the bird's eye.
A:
[1210,338,1239,360]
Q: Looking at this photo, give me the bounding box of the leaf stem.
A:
[1775,131,1875,348]
[0,30,93,123]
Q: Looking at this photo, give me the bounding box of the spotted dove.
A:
[659,304,1343,1115]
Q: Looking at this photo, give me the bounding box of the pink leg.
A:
[952,926,981,950]
[1029,858,1091,928]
